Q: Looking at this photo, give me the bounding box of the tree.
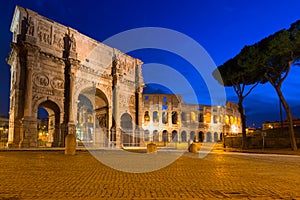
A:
[256,29,298,150]
[213,46,264,149]
[216,23,300,150]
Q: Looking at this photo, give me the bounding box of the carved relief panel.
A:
[52,29,64,50]
[37,21,52,45]
[32,71,64,96]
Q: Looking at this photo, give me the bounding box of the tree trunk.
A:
[275,86,297,150]
[238,97,247,149]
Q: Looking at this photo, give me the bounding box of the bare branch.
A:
[281,60,293,82]
[243,82,259,98]
[264,73,275,87]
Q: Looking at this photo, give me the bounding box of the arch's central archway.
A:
[76,88,110,147]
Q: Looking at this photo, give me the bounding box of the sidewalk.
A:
[213,142,300,156]
[1,143,300,156]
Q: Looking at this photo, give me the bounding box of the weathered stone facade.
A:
[7,6,144,148]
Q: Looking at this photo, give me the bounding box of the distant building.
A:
[0,117,9,146]
[245,127,256,135]
[262,117,300,130]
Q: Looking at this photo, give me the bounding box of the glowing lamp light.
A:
[231,125,238,133]
[268,124,273,129]
[144,115,150,121]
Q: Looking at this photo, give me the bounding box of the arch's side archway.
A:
[36,100,62,147]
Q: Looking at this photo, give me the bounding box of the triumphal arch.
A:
[7,6,144,148]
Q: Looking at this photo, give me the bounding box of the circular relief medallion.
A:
[34,73,49,87]
[51,77,64,90]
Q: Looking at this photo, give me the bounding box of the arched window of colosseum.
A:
[191,112,196,122]
[198,113,204,122]
[181,112,187,122]
[198,131,204,142]
[213,115,218,123]
[162,104,168,110]
[205,113,211,123]
[230,116,234,124]
[153,130,159,142]
[181,131,187,142]
[206,132,212,142]
[234,117,237,124]
[162,112,168,124]
[144,111,150,124]
[162,130,169,143]
[237,118,241,126]
[214,132,218,142]
[162,96,168,110]
[225,115,229,125]
[153,111,159,123]
[163,96,167,103]
[172,111,178,124]
[144,130,150,142]
[190,131,195,142]
[172,130,178,142]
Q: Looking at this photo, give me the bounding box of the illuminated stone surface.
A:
[0,151,299,199]
[7,6,144,148]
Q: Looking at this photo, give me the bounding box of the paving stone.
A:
[0,151,299,199]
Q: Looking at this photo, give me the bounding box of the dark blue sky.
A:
[1,0,300,127]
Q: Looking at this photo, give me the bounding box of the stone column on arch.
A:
[134,86,144,146]
[111,54,121,148]
[23,65,33,118]
[67,59,80,135]
[113,85,121,148]
[20,45,39,148]
[61,58,80,150]
[64,59,79,153]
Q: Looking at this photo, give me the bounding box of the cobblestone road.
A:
[0,150,299,199]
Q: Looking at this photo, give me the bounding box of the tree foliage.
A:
[214,20,300,150]
[213,45,264,149]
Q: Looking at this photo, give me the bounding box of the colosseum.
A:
[140,94,241,148]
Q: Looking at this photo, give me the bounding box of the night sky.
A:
[1,0,300,128]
